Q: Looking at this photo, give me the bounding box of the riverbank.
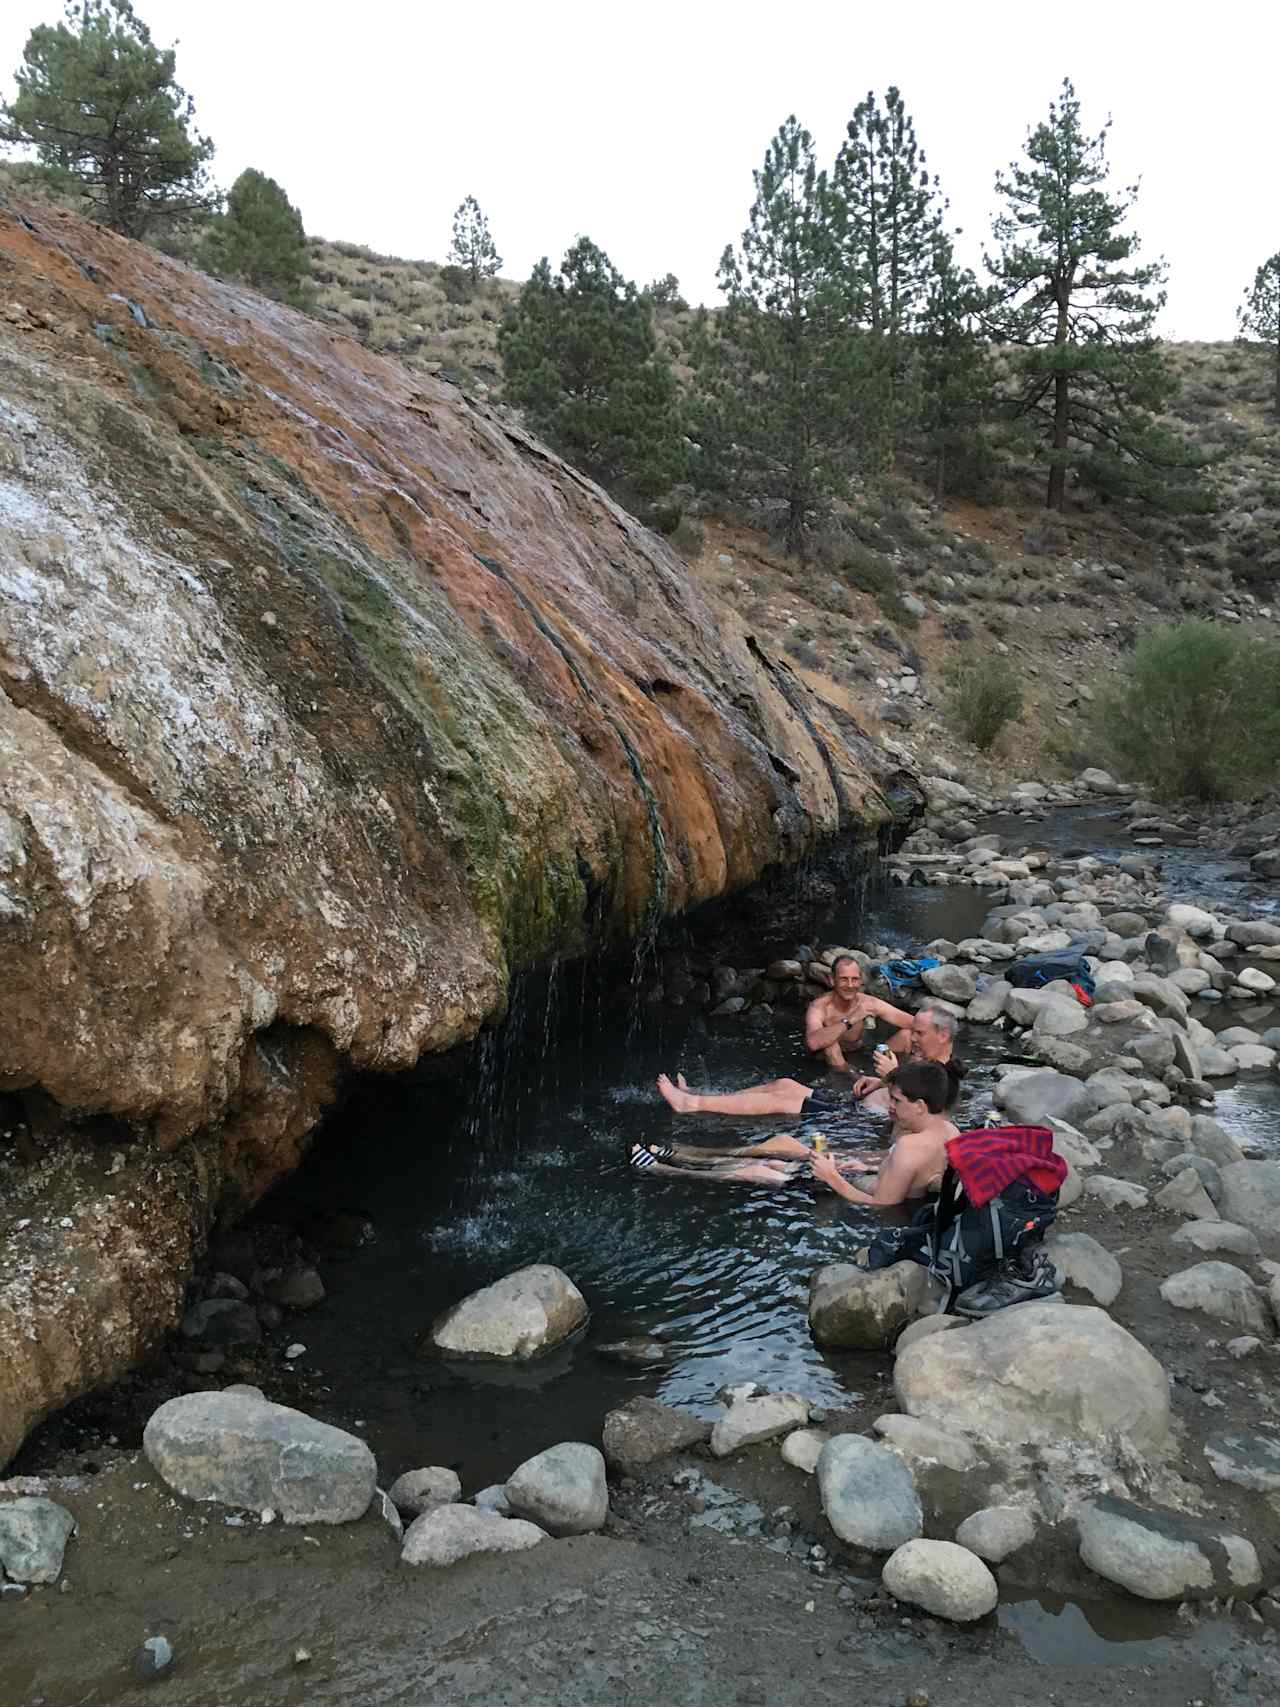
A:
[3,1445,1276,1707]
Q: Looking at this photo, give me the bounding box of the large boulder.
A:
[601,1397,711,1476]
[894,1304,1171,1456]
[401,1505,546,1567]
[1216,1161,1280,1238]
[503,1443,607,1536]
[808,1262,930,1350]
[425,1265,587,1360]
[994,1069,1101,1128]
[882,1539,998,1622]
[817,1434,923,1552]
[143,1391,377,1523]
[1077,1497,1261,1602]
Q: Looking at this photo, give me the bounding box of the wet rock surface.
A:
[424,1264,588,1361]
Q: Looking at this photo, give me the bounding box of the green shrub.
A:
[944,654,1024,750]
[1093,619,1280,801]
[841,543,918,627]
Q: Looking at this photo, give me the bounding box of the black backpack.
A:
[1005,949,1096,998]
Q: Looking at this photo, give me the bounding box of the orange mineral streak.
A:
[0,193,892,1154]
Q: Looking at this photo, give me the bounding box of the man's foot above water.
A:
[657,1072,698,1113]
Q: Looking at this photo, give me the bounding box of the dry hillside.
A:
[6,168,1277,791]
[300,234,1280,790]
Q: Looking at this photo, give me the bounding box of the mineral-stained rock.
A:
[0,192,900,1467]
[894,1304,1171,1455]
[143,1392,377,1523]
[424,1265,587,1360]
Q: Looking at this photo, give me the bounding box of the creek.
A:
[262,805,1278,1494]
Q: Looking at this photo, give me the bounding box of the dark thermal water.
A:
[263,827,1276,1493]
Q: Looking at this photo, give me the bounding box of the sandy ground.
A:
[3,1444,1278,1707]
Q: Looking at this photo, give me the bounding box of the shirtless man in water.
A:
[808,1062,956,1207]
[804,956,913,1073]
[632,1062,956,1202]
[656,1005,959,1123]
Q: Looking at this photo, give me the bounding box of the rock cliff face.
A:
[0,193,899,1465]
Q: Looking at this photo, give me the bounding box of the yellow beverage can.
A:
[811,1133,828,1154]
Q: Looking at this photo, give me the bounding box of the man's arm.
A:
[811,1141,919,1207]
[867,997,915,1031]
[805,996,855,1054]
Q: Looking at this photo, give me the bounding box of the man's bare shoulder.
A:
[806,990,835,1018]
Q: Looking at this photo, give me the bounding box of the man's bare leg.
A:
[669,1133,811,1161]
[656,1072,812,1117]
[860,1085,892,1113]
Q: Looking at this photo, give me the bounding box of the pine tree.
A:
[690,116,869,558]
[200,169,311,305]
[1238,253,1280,416]
[448,195,501,286]
[917,232,996,499]
[2,0,216,239]
[498,237,684,503]
[986,77,1204,512]
[832,86,941,338]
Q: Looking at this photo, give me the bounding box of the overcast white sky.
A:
[2,1,1275,339]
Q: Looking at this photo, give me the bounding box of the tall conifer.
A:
[986,78,1204,511]
[691,116,870,557]
[1238,253,1280,416]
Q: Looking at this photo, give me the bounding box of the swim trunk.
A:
[802,1087,848,1118]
